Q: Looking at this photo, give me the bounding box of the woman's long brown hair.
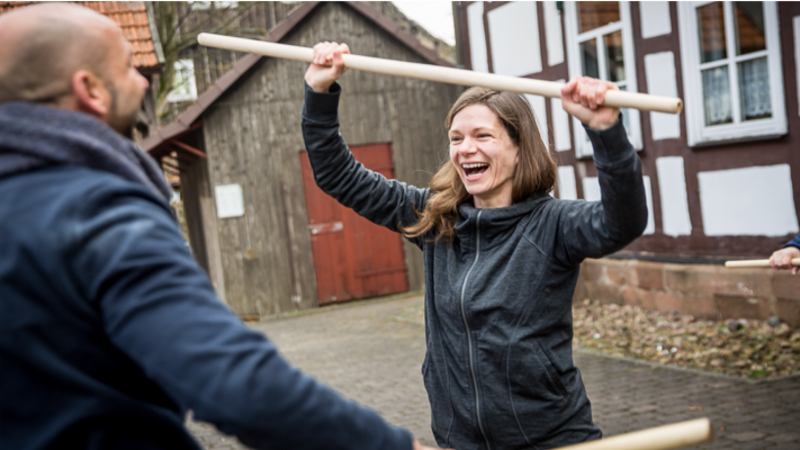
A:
[401,87,557,242]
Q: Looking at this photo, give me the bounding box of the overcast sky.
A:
[392,1,455,45]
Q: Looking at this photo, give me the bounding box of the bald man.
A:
[0,5,439,450]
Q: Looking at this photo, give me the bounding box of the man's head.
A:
[0,4,149,137]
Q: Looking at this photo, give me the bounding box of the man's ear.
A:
[70,70,109,118]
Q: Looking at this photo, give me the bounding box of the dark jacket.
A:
[0,102,412,450]
[784,234,800,249]
[302,83,648,450]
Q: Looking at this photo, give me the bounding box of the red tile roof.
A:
[0,1,162,72]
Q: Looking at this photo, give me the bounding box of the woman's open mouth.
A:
[462,162,489,181]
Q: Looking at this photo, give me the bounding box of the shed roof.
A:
[0,1,163,73]
[141,1,453,155]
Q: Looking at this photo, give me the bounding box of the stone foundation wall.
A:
[573,258,800,326]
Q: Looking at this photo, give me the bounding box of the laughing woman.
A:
[301,42,648,450]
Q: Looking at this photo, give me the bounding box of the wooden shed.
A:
[142,1,460,318]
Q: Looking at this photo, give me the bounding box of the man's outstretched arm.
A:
[70,186,417,450]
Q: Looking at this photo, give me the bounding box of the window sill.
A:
[688,131,787,149]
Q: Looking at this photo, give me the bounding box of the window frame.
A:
[564,1,642,158]
[678,1,786,146]
[189,1,211,11]
[167,59,198,103]
[216,1,238,9]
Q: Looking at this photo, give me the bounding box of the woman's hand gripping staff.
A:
[305,41,350,93]
[561,75,621,131]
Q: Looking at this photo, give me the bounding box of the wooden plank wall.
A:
[179,129,228,304]
[199,2,460,316]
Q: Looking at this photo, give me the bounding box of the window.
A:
[678,2,785,146]
[189,1,211,10]
[216,1,238,8]
[564,1,642,157]
[167,59,198,103]
[190,1,237,11]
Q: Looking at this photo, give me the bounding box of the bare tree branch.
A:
[152,1,262,121]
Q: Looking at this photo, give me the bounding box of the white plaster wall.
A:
[582,176,601,202]
[525,94,549,151]
[643,176,655,235]
[656,156,692,236]
[644,52,681,140]
[551,80,571,151]
[573,122,592,157]
[794,16,800,116]
[467,2,488,73]
[543,2,564,66]
[557,165,577,200]
[640,2,672,39]
[583,175,655,235]
[487,2,542,76]
[698,165,799,236]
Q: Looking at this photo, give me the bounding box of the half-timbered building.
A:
[454,1,800,324]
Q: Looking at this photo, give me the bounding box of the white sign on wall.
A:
[215,183,245,219]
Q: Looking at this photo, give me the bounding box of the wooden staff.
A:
[197,33,683,114]
[552,418,714,450]
[725,258,800,268]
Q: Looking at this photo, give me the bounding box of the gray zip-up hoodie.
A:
[302,82,648,450]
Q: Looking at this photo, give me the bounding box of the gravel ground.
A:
[403,300,800,380]
[572,300,800,380]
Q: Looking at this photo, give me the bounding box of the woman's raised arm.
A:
[301,43,430,246]
[551,76,648,266]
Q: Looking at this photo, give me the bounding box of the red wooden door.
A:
[300,143,409,305]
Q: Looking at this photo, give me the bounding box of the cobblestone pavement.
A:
[187,294,800,450]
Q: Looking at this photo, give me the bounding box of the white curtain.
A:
[738,57,772,120]
[702,66,732,126]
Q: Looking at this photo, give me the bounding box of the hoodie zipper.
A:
[459,210,491,450]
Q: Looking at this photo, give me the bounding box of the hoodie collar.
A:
[0,101,172,203]
[455,192,552,251]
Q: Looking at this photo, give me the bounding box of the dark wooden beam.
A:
[170,139,207,159]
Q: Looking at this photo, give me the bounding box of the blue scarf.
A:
[0,102,172,203]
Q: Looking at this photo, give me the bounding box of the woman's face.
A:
[449,104,519,209]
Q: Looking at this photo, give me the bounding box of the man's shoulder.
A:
[0,166,182,277]
[3,165,169,209]
[0,166,175,236]
[5,164,150,188]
